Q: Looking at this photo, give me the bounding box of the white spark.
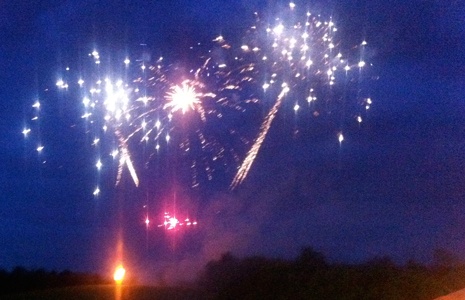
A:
[22,128,31,136]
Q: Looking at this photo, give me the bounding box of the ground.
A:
[1,284,204,300]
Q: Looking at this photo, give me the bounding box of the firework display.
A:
[158,212,198,231]
[23,3,372,217]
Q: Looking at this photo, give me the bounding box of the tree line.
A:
[197,248,465,300]
[0,267,108,296]
[2,248,465,299]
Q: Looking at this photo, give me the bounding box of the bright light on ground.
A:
[114,266,125,283]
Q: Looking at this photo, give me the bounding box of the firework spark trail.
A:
[230,86,289,189]
[115,129,140,187]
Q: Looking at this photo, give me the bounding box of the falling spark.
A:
[22,128,31,136]
[115,130,139,187]
[93,187,100,196]
[230,87,289,189]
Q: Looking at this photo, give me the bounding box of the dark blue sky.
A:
[1,0,465,283]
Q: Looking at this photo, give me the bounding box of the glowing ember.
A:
[160,212,198,230]
[167,217,179,230]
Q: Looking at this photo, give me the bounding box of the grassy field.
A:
[1,284,204,300]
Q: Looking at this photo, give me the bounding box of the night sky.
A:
[1,0,465,284]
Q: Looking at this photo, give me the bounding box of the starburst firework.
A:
[23,3,372,197]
